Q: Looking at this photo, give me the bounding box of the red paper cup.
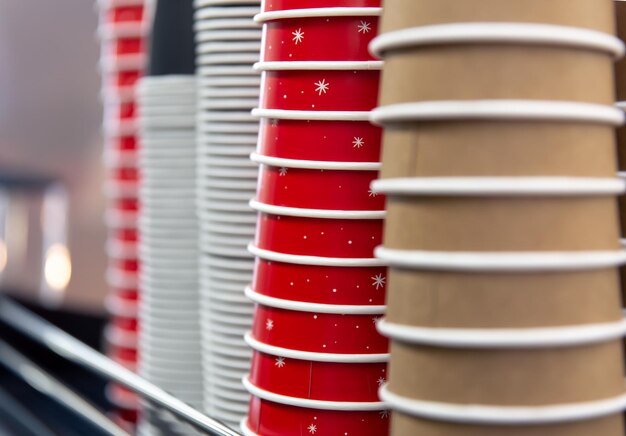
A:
[109,166,139,183]
[105,135,138,152]
[111,286,139,304]
[252,256,387,305]
[103,5,144,24]
[107,384,140,409]
[254,159,384,210]
[257,116,382,162]
[106,70,142,89]
[105,101,137,125]
[249,349,386,401]
[252,203,384,258]
[110,258,139,274]
[245,393,389,436]
[262,0,381,12]
[261,15,379,61]
[258,66,380,111]
[111,197,140,214]
[111,407,139,424]
[103,37,145,56]
[250,304,388,354]
[108,344,138,365]
[111,314,138,333]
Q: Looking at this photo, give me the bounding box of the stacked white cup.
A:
[193,0,261,429]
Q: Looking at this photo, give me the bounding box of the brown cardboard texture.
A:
[380,120,617,179]
[380,0,615,34]
[378,45,614,105]
[390,410,624,436]
[383,196,620,252]
[387,340,625,405]
[614,0,626,99]
[385,267,623,329]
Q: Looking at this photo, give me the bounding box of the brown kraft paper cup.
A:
[391,411,624,436]
[379,0,616,34]
[385,267,623,329]
[387,340,625,406]
[614,0,626,98]
[378,45,615,105]
[379,120,617,179]
[383,195,621,252]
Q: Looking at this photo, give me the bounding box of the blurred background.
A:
[0,1,114,433]
[0,0,107,312]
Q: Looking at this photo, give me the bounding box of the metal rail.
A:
[0,338,128,436]
[0,297,240,436]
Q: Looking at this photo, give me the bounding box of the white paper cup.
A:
[194,18,260,32]
[195,29,262,43]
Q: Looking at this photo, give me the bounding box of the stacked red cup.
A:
[96,0,149,429]
[243,1,391,434]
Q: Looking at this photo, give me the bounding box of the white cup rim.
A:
[378,316,626,349]
[242,376,386,410]
[248,243,386,267]
[371,176,626,196]
[240,419,257,436]
[197,54,260,65]
[245,286,385,315]
[195,6,260,20]
[254,60,383,71]
[369,22,625,59]
[244,332,389,363]
[253,107,370,121]
[254,7,382,22]
[250,199,385,219]
[375,247,626,272]
[370,100,625,126]
[379,384,626,426]
[251,152,381,170]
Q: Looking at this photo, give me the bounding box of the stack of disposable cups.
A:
[192,0,261,429]
[136,76,204,435]
[369,1,626,435]
[97,0,149,430]
[241,2,391,435]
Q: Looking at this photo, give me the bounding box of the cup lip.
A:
[253,107,370,121]
[251,152,381,170]
[97,22,148,39]
[249,243,386,267]
[105,294,139,317]
[96,0,144,8]
[197,112,257,122]
[375,247,626,272]
[379,384,626,426]
[99,54,147,72]
[242,375,386,410]
[369,22,625,59]
[198,100,259,110]
[194,18,261,32]
[106,268,139,288]
[254,7,382,22]
[378,316,626,349]
[250,199,385,219]
[195,29,263,43]
[244,332,389,363]
[194,6,260,20]
[245,286,385,314]
[106,239,138,259]
[254,60,383,71]
[370,100,625,126]
[240,419,257,436]
[197,53,260,65]
[103,149,139,167]
[104,209,138,228]
[198,210,258,224]
[104,325,138,348]
[197,76,261,86]
[371,176,626,197]
[197,65,262,76]
[199,222,257,236]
